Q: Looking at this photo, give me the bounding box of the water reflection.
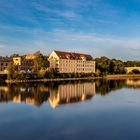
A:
[126,79,140,88]
[0,79,140,108]
[49,82,96,108]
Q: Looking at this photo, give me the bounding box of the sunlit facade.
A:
[13,56,34,72]
[48,50,96,73]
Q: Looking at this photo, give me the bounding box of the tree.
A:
[33,51,49,72]
[95,56,110,75]
[45,68,59,79]
[6,63,19,79]
[95,57,125,75]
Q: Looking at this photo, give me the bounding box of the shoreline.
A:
[5,77,102,83]
[105,74,140,79]
[4,74,140,83]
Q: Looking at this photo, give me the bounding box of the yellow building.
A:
[25,54,37,60]
[13,56,34,72]
[48,50,96,73]
[13,57,22,65]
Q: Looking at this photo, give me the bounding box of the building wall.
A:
[59,59,95,73]
[48,51,60,69]
[13,57,34,72]
[25,54,36,60]
[13,57,21,65]
[0,58,11,72]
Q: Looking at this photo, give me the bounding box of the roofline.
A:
[53,50,93,57]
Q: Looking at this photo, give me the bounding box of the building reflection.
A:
[0,82,96,108]
[48,83,96,108]
[0,85,49,106]
[1,79,140,108]
[0,86,9,92]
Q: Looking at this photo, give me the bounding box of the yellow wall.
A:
[25,54,36,60]
[13,57,22,66]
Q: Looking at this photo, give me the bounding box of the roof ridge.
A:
[53,50,93,60]
[54,50,92,56]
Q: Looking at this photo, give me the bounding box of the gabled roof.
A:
[54,50,93,60]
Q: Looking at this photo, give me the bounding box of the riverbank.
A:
[105,74,140,79]
[5,74,140,83]
[5,77,102,83]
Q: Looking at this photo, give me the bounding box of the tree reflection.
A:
[95,79,126,95]
[0,79,140,108]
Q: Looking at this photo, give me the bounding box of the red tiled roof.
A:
[54,50,93,60]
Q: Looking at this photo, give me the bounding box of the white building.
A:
[48,50,96,73]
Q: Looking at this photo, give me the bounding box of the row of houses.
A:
[0,57,11,72]
[0,50,96,74]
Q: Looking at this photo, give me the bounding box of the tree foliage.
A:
[6,63,19,79]
[33,51,49,71]
[95,57,126,75]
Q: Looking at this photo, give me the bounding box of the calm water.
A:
[0,79,140,140]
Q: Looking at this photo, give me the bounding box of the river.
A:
[0,79,140,140]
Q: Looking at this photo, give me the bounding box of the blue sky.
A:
[0,0,140,60]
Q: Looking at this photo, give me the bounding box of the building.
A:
[0,57,11,73]
[48,50,95,73]
[25,54,37,60]
[13,56,34,72]
[13,57,22,65]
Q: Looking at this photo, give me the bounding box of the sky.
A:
[1,0,140,60]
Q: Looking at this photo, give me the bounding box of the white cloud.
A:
[44,29,140,60]
[1,27,140,60]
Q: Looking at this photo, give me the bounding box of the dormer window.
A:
[81,56,86,61]
[66,55,70,59]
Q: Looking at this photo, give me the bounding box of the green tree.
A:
[6,63,19,79]
[45,68,59,79]
[33,51,49,72]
